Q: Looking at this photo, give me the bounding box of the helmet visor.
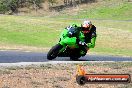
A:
[82,24,90,28]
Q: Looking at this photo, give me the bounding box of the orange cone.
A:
[77,65,86,75]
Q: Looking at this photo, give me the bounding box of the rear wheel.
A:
[47,44,63,60]
[70,48,81,61]
[70,56,80,61]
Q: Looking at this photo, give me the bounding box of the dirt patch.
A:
[0,62,132,88]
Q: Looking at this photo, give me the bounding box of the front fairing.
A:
[60,37,79,48]
[59,29,85,48]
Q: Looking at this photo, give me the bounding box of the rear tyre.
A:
[47,44,63,60]
[70,56,80,61]
[70,49,81,61]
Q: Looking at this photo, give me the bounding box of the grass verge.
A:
[0,15,132,56]
[0,0,132,56]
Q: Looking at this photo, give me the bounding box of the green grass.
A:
[0,16,62,47]
[55,1,132,20]
[0,16,82,47]
[79,2,132,20]
[0,15,132,56]
[0,0,132,56]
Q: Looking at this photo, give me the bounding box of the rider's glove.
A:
[79,41,86,46]
[76,38,87,47]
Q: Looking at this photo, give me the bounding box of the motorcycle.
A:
[47,26,87,61]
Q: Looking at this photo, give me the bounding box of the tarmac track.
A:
[0,50,132,66]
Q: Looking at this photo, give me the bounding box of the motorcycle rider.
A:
[79,20,97,56]
[60,20,97,57]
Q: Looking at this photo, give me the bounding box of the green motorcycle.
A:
[47,25,87,61]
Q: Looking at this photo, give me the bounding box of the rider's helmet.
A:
[82,20,92,34]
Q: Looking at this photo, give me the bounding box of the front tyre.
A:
[47,44,63,60]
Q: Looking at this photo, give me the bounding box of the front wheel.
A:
[47,44,63,60]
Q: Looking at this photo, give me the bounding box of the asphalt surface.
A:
[0,50,132,64]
